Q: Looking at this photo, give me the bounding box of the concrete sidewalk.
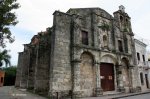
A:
[1,86,150,99]
[80,90,150,99]
[0,86,47,99]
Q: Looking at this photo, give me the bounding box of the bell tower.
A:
[119,5,125,12]
[113,5,132,33]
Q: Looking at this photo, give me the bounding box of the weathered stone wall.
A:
[34,34,51,94]
[15,52,23,87]
[50,11,72,95]
[34,45,50,94]
[80,52,96,97]
[68,8,113,49]
[69,9,94,47]
[27,47,36,90]
[20,51,30,88]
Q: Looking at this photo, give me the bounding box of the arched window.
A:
[120,16,123,22]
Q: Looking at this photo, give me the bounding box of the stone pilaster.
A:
[27,49,36,90]
[117,65,125,92]
[34,44,50,95]
[34,45,39,93]
[95,62,103,96]
[72,60,81,97]
[15,52,23,87]
[19,51,30,89]
[129,65,136,93]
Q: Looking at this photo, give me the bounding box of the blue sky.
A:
[6,0,150,65]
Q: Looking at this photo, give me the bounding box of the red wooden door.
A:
[100,63,115,91]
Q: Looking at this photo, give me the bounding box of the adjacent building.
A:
[134,39,150,91]
[15,5,144,98]
[0,70,5,87]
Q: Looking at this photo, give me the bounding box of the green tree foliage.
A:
[0,49,11,67]
[0,0,20,47]
[3,66,16,86]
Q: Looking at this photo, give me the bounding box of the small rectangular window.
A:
[82,31,88,45]
[118,40,123,52]
[140,73,144,85]
[143,55,146,65]
[142,55,145,62]
[137,53,140,61]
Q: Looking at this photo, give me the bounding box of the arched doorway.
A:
[100,55,117,91]
[80,52,95,96]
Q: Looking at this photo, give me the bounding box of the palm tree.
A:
[0,49,11,67]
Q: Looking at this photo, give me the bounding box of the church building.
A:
[15,5,142,98]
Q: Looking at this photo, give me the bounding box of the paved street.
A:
[80,91,150,99]
[0,86,47,99]
[118,93,150,99]
[0,86,150,99]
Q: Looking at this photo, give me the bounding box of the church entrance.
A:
[100,63,115,91]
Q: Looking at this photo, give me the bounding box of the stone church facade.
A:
[15,5,142,98]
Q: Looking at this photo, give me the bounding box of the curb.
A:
[112,91,150,99]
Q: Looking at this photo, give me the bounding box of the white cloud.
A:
[134,13,150,37]
[16,0,52,34]
[6,38,25,65]
[17,0,99,33]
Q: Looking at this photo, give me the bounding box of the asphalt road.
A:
[118,93,150,99]
[0,86,47,99]
[80,91,150,99]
